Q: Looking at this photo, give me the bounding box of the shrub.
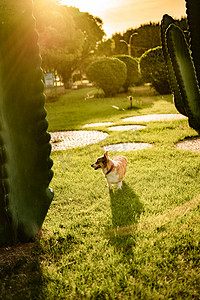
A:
[115,55,140,91]
[139,46,170,94]
[86,57,127,97]
[73,73,82,82]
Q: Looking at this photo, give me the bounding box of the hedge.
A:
[86,57,127,97]
[115,55,140,91]
[139,46,170,94]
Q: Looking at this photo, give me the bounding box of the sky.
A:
[60,0,186,38]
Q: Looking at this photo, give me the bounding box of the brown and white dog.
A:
[91,151,127,189]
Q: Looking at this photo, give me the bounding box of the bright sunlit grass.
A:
[45,86,177,131]
[1,87,199,299]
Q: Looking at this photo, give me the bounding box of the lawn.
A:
[0,87,200,299]
[45,86,176,131]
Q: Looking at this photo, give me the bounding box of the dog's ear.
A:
[104,151,108,159]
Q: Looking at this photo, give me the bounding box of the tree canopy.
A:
[33,1,187,89]
[97,18,187,58]
[33,0,105,87]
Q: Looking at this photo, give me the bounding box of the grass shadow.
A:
[0,241,47,299]
[0,230,81,298]
[108,182,143,252]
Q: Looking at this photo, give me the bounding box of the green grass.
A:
[0,87,200,299]
[45,87,177,131]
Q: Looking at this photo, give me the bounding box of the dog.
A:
[91,151,127,189]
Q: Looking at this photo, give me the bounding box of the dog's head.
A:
[91,151,109,170]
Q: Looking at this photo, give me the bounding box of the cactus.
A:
[161,0,200,134]
[0,1,54,246]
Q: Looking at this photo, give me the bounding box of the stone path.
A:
[108,125,146,131]
[104,142,153,152]
[50,114,199,153]
[175,137,200,152]
[51,131,108,151]
[123,114,186,123]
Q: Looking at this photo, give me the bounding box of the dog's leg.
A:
[117,182,122,189]
[106,179,112,189]
[108,183,112,189]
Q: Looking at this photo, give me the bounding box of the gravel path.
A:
[50,114,200,153]
[175,137,200,152]
[51,131,108,151]
[108,125,146,131]
[123,114,186,123]
[104,142,153,152]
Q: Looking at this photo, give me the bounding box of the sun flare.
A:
[60,0,186,38]
[60,0,116,15]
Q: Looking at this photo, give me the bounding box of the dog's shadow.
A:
[108,182,143,250]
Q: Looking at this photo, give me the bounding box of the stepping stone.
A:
[108,125,146,131]
[104,142,152,152]
[175,137,200,152]
[51,131,108,151]
[123,114,186,123]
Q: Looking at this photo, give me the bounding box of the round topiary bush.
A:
[115,55,140,92]
[86,57,127,97]
[139,46,170,94]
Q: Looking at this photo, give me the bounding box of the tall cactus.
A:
[161,0,200,134]
[0,1,54,246]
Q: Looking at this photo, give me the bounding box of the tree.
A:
[139,46,170,94]
[112,23,161,58]
[112,18,187,58]
[114,55,140,91]
[68,7,104,54]
[96,38,115,56]
[86,57,127,97]
[33,0,105,87]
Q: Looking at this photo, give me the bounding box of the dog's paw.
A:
[117,182,122,190]
[107,183,112,189]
